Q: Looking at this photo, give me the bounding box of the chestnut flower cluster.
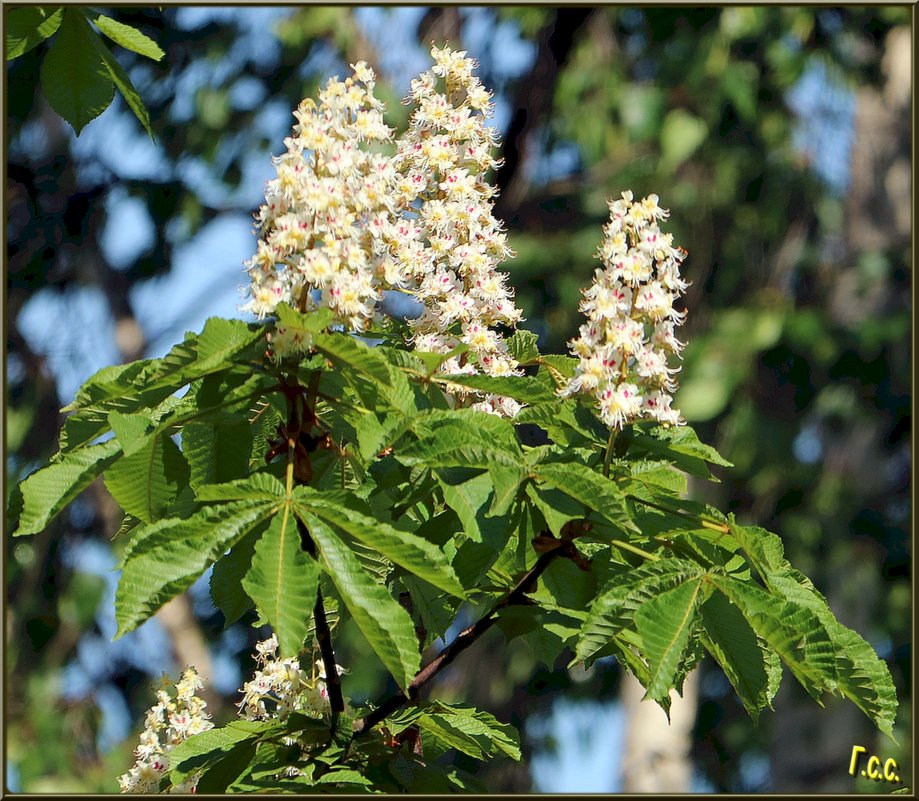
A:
[119,639,345,793]
[390,46,524,417]
[242,61,402,349]
[243,48,524,416]
[560,191,688,429]
[117,668,213,794]
[237,634,341,722]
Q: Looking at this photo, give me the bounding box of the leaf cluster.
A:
[6,6,164,136]
[8,305,898,789]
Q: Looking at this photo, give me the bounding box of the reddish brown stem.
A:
[352,546,564,736]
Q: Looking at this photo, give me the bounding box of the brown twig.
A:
[352,537,580,737]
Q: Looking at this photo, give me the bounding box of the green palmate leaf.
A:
[313,769,373,786]
[194,740,259,794]
[185,367,274,414]
[709,574,837,704]
[825,622,898,740]
[40,10,114,134]
[516,398,606,447]
[634,576,704,703]
[536,555,601,618]
[107,409,156,456]
[535,353,578,381]
[411,408,522,454]
[398,414,523,471]
[574,559,705,663]
[625,459,688,496]
[767,573,898,738]
[91,14,164,60]
[700,591,783,722]
[506,329,540,365]
[417,715,495,761]
[195,473,285,502]
[354,409,413,463]
[249,397,284,466]
[299,512,420,690]
[93,393,186,457]
[533,461,637,534]
[294,487,466,598]
[713,524,896,734]
[273,302,334,337]
[115,499,277,636]
[167,720,280,786]
[118,516,185,567]
[229,741,301,787]
[435,468,506,545]
[488,462,525,517]
[60,338,269,455]
[727,522,786,582]
[408,344,469,376]
[496,605,583,668]
[242,507,319,657]
[629,424,733,479]
[525,477,590,536]
[183,421,254,488]
[143,317,265,390]
[210,529,259,626]
[313,332,415,415]
[312,331,393,385]
[62,359,156,414]
[91,34,154,137]
[103,430,189,522]
[6,6,64,59]
[58,363,167,452]
[400,574,459,646]
[434,373,555,404]
[400,440,520,471]
[390,703,521,762]
[13,438,121,536]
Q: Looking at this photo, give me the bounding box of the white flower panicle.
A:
[237,634,341,722]
[242,49,523,414]
[117,667,214,794]
[243,61,406,349]
[119,639,348,792]
[391,46,524,417]
[561,191,689,429]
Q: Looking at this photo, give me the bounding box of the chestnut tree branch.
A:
[352,540,578,736]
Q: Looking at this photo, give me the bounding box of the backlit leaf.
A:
[13,438,122,536]
[242,506,319,657]
[40,10,113,134]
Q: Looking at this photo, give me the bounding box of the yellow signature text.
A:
[849,745,901,784]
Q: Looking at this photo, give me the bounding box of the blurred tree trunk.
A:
[620,670,699,792]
